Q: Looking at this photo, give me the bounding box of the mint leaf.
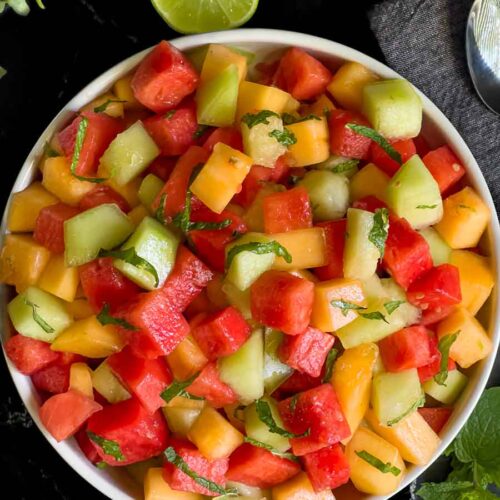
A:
[97,304,137,331]
[243,437,299,462]
[417,481,475,500]
[359,311,388,323]
[93,99,126,114]
[330,159,359,174]
[322,347,339,383]
[355,450,401,476]
[160,374,199,403]
[281,113,321,125]
[384,300,405,315]
[330,299,366,317]
[193,124,210,140]
[241,110,279,128]
[346,123,402,164]
[226,241,292,270]
[164,447,236,496]
[23,298,54,334]
[155,193,167,225]
[255,399,309,438]
[434,332,459,385]
[369,208,389,258]
[87,431,125,461]
[387,392,425,426]
[417,204,438,209]
[269,128,297,146]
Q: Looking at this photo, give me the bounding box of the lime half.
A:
[151,0,259,34]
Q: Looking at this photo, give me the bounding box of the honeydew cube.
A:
[163,396,206,438]
[92,361,131,404]
[419,226,451,266]
[287,117,330,167]
[138,174,164,212]
[222,280,252,320]
[423,369,468,405]
[243,182,286,232]
[350,163,389,202]
[263,329,293,394]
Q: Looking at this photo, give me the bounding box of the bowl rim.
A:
[1,28,499,500]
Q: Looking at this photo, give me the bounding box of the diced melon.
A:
[380,277,422,325]
[304,93,336,117]
[245,396,290,452]
[243,182,286,232]
[64,203,134,266]
[362,274,387,300]
[287,117,330,167]
[113,74,143,110]
[226,481,269,499]
[362,79,422,139]
[434,187,491,249]
[371,369,424,426]
[350,163,389,202]
[38,254,80,302]
[105,176,142,209]
[298,170,349,221]
[263,328,293,394]
[218,329,264,404]
[437,307,492,369]
[145,467,203,500]
[423,369,468,404]
[237,81,292,122]
[128,204,149,227]
[365,408,440,465]
[419,226,451,266]
[99,121,160,186]
[166,335,209,382]
[200,44,247,84]
[343,208,379,280]
[7,182,58,232]
[316,154,359,178]
[196,64,239,127]
[8,286,73,343]
[386,155,443,229]
[222,280,252,320]
[450,250,494,314]
[69,362,94,399]
[138,174,164,212]
[85,92,124,118]
[272,471,335,500]
[65,298,93,320]
[92,360,131,404]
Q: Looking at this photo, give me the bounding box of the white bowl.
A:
[1,29,499,500]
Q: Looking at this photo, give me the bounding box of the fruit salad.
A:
[0,40,495,499]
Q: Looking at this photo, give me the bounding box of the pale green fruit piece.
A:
[243,182,285,232]
[138,174,164,212]
[315,155,359,178]
[423,370,468,405]
[222,280,252,320]
[263,329,293,394]
[419,227,451,265]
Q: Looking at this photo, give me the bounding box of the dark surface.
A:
[0,0,485,499]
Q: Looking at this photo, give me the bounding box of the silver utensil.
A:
[466,0,500,115]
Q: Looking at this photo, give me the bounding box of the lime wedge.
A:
[151,0,259,34]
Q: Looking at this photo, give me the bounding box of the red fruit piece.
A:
[163,439,228,496]
[302,443,350,492]
[420,304,457,326]
[203,127,243,152]
[34,203,81,253]
[414,134,430,157]
[186,362,238,408]
[379,326,433,372]
[279,327,335,378]
[352,195,388,213]
[227,443,301,488]
[278,384,350,456]
[273,371,322,400]
[107,346,172,413]
[40,390,102,442]
[5,335,59,375]
[328,109,372,159]
[79,257,141,314]
[418,407,453,434]
[417,332,456,382]
[313,219,346,280]
[75,427,101,464]
[423,146,465,194]
[87,397,169,466]
[145,156,176,181]
[263,186,313,234]
[31,353,83,394]
[370,139,416,177]
[382,215,433,289]
[251,271,314,336]
[79,185,130,213]
[131,41,199,114]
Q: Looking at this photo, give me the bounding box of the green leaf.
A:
[243,437,299,462]
[416,204,438,209]
[70,116,107,183]
[93,99,126,113]
[434,332,459,385]
[97,303,138,331]
[226,240,292,270]
[43,141,60,158]
[160,374,199,403]
[255,399,309,438]
[193,124,210,140]
[416,481,474,500]
[96,461,107,469]
[155,193,167,225]
[35,0,45,8]
[387,392,425,426]
[281,113,321,125]
[23,298,54,334]
[268,128,297,146]
[0,66,6,79]
[369,208,389,258]
[384,300,405,315]
[346,123,402,164]
[330,299,367,317]
[241,110,280,128]
[355,450,401,476]
[322,347,339,383]
[189,219,232,231]
[330,159,360,174]
[164,447,237,496]
[164,109,177,120]
[87,431,125,461]
[359,311,388,324]
[99,247,159,287]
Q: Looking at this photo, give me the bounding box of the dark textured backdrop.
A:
[0,0,482,498]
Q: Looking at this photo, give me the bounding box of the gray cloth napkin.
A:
[369,0,500,212]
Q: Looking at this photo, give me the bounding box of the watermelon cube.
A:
[313,219,347,281]
[5,334,59,375]
[79,185,130,213]
[418,407,453,434]
[75,427,101,464]
[423,146,465,194]
[352,195,388,213]
[226,443,301,488]
[273,371,322,400]
[370,138,416,177]
[31,352,83,394]
[328,109,372,160]
[417,332,456,382]
[203,127,243,153]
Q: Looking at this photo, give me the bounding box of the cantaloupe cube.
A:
[272,472,335,500]
[327,61,379,112]
[104,177,142,209]
[145,467,203,500]
[365,408,440,465]
[200,44,247,84]
[92,361,130,404]
[0,234,51,292]
[42,156,95,206]
[38,254,80,302]
[188,406,244,460]
[271,227,327,270]
[350,163,389,202]
[127,204,149,227]
[69,362,94,399]
[113,74,143,110]
[190,143,253,214]
[237,81,292,121]
[65,298,94,320]
[287,117,330,167]
[166,334,208,381]
[311,278,367,332]
[51,315,125,358]
[163,396,206,438]
[345,427,406,495]
[84,92,124,118]
[450,250,494,315]
[434,187,491,249]
[40,136,64,170]
[7,182,58,232]
[437,307,492,369]
[331,343,379,441]
[304,94,336,117]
